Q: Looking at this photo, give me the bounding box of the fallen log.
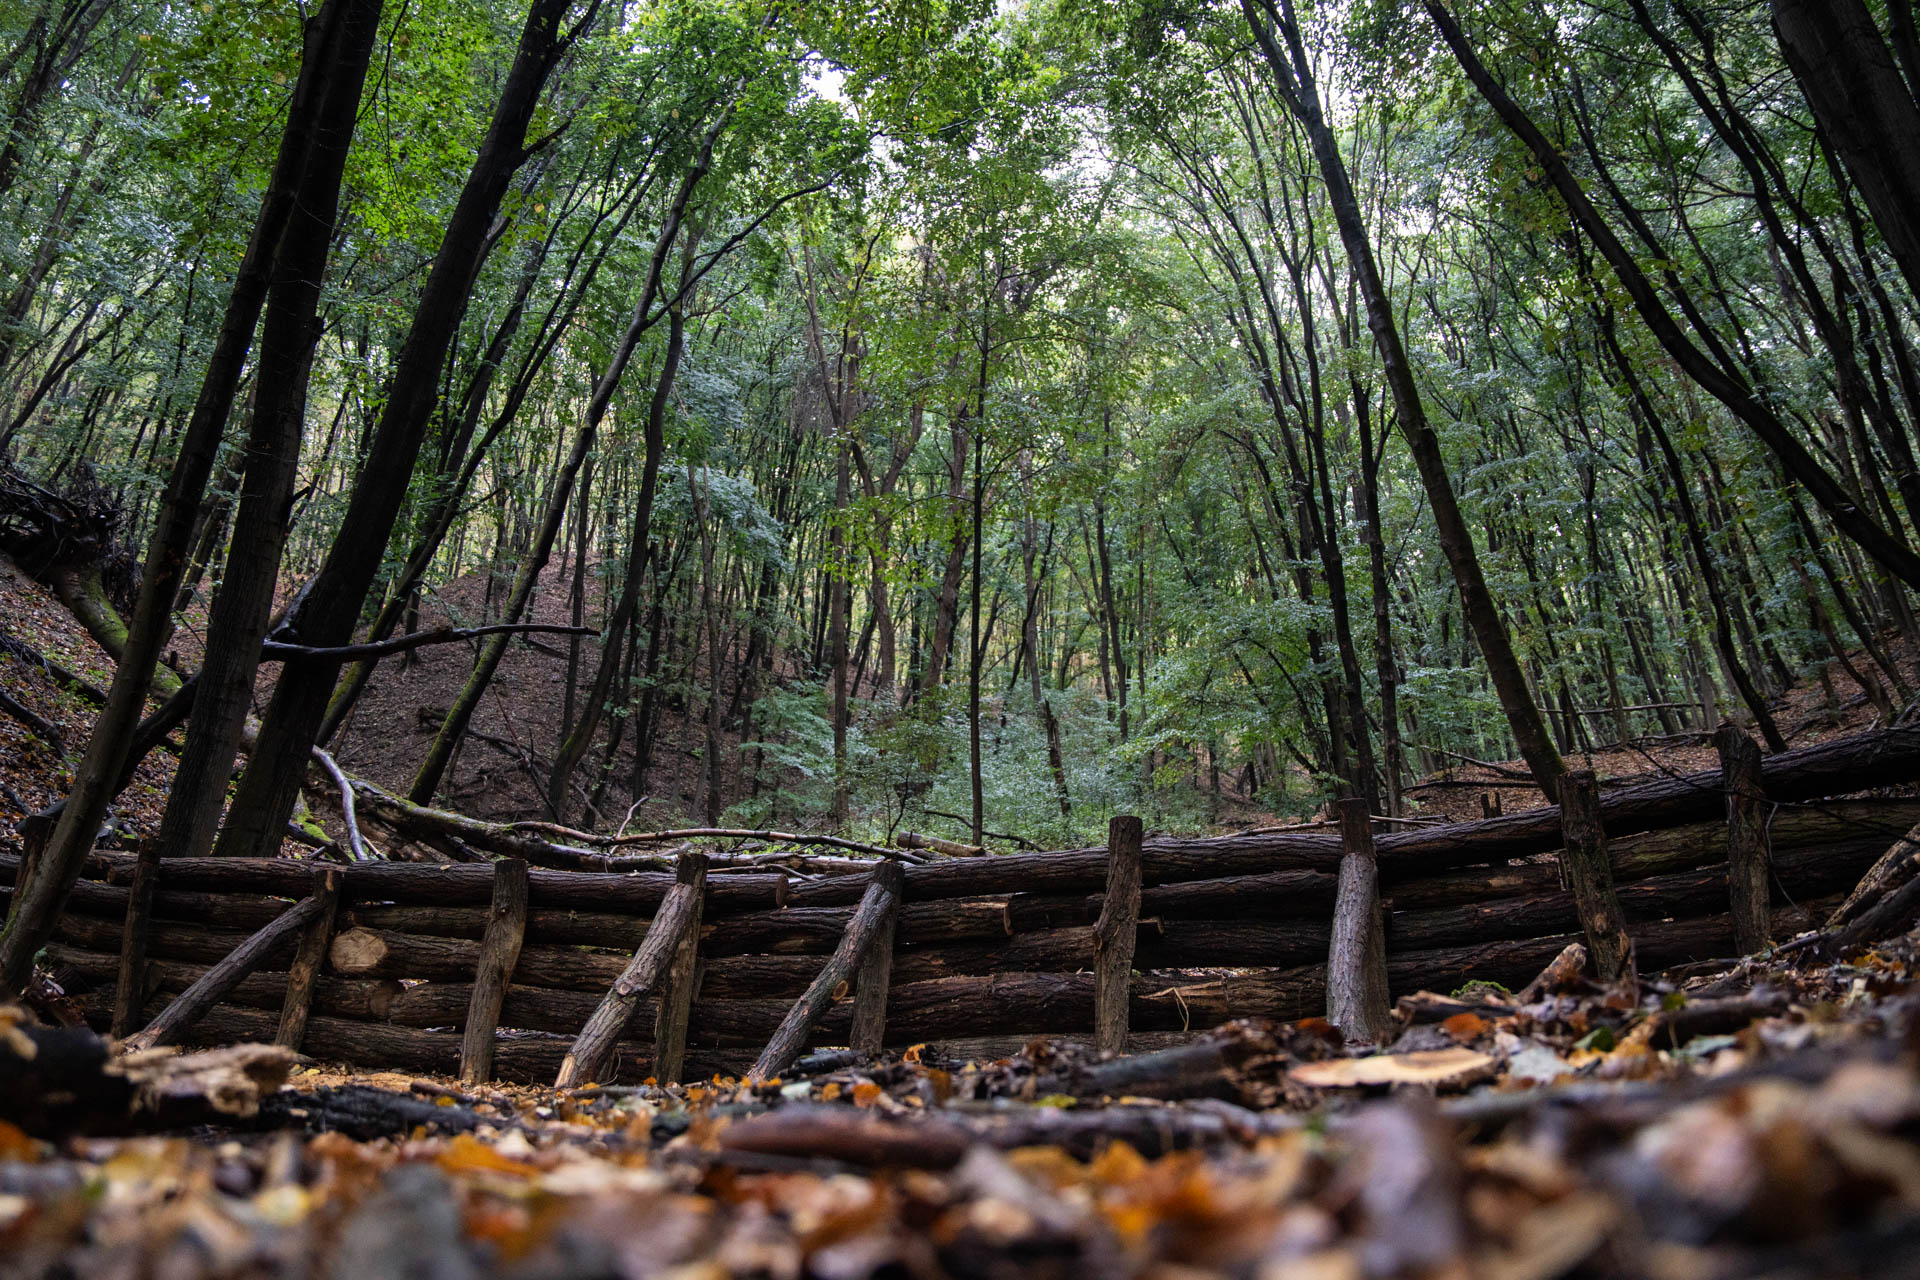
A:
[49,944,404,1021]
[0,1015,293,1137]
[1044,1019,1292,1106]
[90,1002,757,1084]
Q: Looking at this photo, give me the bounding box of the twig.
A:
[502,821,926,862]
[260,622,597,663]
[0,684,63,755]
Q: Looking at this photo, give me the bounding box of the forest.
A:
[4,0,1920,1275]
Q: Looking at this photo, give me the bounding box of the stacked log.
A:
[9,752,1914,1082]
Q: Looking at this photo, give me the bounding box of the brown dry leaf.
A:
[1289,1050,1495,1090]
[1478,1192,1615,1280]
[851,1080,883,1108]
[436,1133,540,1180]
[0,1119,42,1162]
[1441,1013,1491,1043]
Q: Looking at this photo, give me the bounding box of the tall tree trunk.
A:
[212,0,598,860]
[1244,0,1566,800]
[150,0,377,864]
[0,0,378,992]
[1769,0,1920,303]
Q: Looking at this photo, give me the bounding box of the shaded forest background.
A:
[1,0,1917,901]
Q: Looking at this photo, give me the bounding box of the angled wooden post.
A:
[558,851,707,1088]
[276,865,342,1051]
[1715,721,1771,953]
[459,858,528,1084]
[750,858,903,1083]
[1094,815,1143,1057]
[849,860,902,1057]
[1327,796,1391,1045]
[121,891,326,1052]
[650,851,708,1084]
[1558,770,1632,982]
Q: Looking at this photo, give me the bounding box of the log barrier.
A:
[4,725,1916,1084]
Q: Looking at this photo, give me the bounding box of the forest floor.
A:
[7,890,1920,1276]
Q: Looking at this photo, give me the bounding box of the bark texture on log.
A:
[1094,816,1143,1056]
[111,838,163,1037]
[277,866,342,1051]
[1557,770,1633,982]
[1717,722,1772,953]
[751,859,903,1082]
[121,891,327,1051]
[556,852,705,1088]
[652,853,708,1084]
[460,858,528,1084]
[1327,797,1391,1045]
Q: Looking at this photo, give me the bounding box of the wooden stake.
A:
[120,891,325,1052]
[750,859,903,1083]
[557,852,706,1088]
[1557,770,1633,981]
[1715,721,1772,953]
[459,858,528,1085]
[1327,796,1391,1045]
[275,866,341,1051]
[849,861,901,1056]
[650,852,707,1084]
[111,837,163,1037]
[1094,815,1143,1057]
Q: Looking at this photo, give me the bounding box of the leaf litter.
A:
[8,927,1920,1278]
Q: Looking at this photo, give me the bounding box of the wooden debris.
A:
[1289,1047,1497,1090]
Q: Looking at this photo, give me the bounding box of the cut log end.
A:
[329,927,392,975]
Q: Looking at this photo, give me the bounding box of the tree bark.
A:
[555,851,704,1088]
[1094,815,1143,1056]
[0,0,379,993]
[1326,797,1391,1045]
[1557,770,1633,982]
[459,859,528,1084]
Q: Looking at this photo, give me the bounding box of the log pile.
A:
[6,726,1917,1086]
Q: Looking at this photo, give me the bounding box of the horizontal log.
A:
[51,912,298,970]
[47,944,404,1022]
[341,897,1013,957]
[346,903,648,950]
[1008,869,1340,931]
[1384,802,1920,909]
[703,898,1013,957]
[1,852,787,915]
[1386,839,1880,954]
[1373,736,1920,869]
[781,732,1920,905]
